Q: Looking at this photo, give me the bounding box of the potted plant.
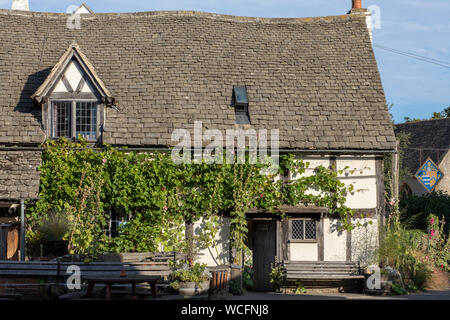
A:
[170,262,212,298]
[38,213,69,258]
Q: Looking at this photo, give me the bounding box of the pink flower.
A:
[163,206,168,211]
[389,199,395,206]
[430,218,435,225]
[441,264,444,269]
[162,186,166,191]
[102,158,107,165]
[425,256,429,260]
[260,193,264,198]
[431,230,435,237]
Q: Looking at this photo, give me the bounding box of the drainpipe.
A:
[20,199,25,261]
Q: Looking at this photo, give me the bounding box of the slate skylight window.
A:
[233,86,250,124]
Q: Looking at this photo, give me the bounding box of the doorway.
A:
[250,220,276,291]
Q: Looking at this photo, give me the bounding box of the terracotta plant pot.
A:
[178,281,210,298]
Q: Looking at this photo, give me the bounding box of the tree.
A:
[441,106,450,118]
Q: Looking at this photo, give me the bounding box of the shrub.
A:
[379,210,449,292]
[400,191,450,236]
[269,265,285,293]
[391,283,407,295]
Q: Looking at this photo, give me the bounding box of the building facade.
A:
[0,3,396,289]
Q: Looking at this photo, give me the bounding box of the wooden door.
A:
[252,221,276,291]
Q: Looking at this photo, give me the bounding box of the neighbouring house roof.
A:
[395,118,450,174]
[0,9,396,150]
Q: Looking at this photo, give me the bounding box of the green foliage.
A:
[171,262,211,286]
[229,280,243,295]
[404,107,450,122]
[426,214,450,271]
[27,138,357,258]
[269,265,285,293]
[442,106,450,118]
[294,281,307,294]
[379,208,449,291]
[400,191,450,236]
[391,283,407,295]
[242,265,254,290]
[242,246,254,290]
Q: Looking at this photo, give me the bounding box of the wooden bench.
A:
[0,260,173,299]
[281,261,365,291]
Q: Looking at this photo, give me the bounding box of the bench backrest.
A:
[0,261,172,278]
[0,261,59,276]
[282,261,361,276]
[59,262,172,278]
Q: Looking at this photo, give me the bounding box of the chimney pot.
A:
[11,0,29,11]
[352,0,362,9]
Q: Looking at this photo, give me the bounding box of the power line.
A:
[375,44,450,65]
[374,44,450,69]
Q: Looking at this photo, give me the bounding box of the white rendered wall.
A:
[323,218,347,261]
[351,217,379,267]
[53,60,95,93]
[436,151,450,194]
[290,243,318,261]
[193,217,231,267]
[288,155,379,262]
[337,157,377,209]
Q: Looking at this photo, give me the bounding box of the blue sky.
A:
[1,0,449,123]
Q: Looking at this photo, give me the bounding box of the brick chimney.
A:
[348,0,373,44]
[352,0,362,9]
[11,0,29,11]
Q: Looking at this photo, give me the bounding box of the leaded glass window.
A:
[53,101,72,138]
[51,100,99,141]
[305,220,317,240]
[292,220,304,240]
[76,102,97,140]
[291,220,317,241]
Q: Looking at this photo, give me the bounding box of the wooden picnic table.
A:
[83,275,161,300]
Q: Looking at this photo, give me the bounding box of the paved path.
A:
[224,288,450,300]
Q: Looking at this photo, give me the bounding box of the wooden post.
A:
[392,140,400,203]
[20,199,25,261]
[185,220,194,266]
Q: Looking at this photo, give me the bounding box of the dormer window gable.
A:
[32,42,115,142]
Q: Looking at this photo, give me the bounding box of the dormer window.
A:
[233,86,250,124]
[32,43,115,143]
[51,100,98,140]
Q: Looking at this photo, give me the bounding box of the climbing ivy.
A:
[27,138,357,259]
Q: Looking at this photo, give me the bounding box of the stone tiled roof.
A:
[0,9,396,150]
[395,118,450,174]
[0,150,41,200]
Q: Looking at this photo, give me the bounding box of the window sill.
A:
[288,239,318,244]
[50,137,99,143]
